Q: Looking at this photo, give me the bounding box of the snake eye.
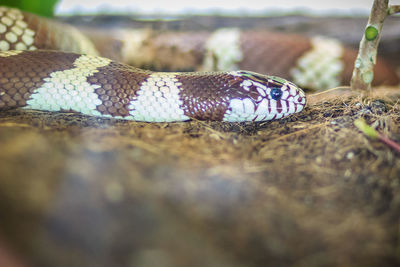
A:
[270,88,283,100]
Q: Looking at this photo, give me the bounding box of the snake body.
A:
[0,6,308,122]
[0,50,305,122]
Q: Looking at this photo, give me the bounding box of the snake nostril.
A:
[270,88,282,100]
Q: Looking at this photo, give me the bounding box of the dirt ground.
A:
[0,86,399,267]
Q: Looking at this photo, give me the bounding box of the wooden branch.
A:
[387,5,400,15]
[350,0,389,91]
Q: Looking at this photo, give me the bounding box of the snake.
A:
[0,6,396,122]
[0,6,308,122]
[0,50,305,122]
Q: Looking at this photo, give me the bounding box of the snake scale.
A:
[0,6,397,122]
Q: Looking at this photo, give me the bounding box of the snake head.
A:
[224,71,306,122]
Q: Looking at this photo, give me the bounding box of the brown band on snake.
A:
[0,51,80,109]
[81,29,124,62]
[176,73,246,120]
[239,31,313,80]
[24,12,54,50]
[88,63,151,117]
[117,31,211,71]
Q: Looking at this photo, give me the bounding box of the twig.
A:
[354,118,400,152]
[307,86,352,105]
[351,0,389,91]
[387,5,400,15]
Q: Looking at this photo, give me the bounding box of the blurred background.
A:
[55,0,374,15]
[3,0,400,16]
[0,1,400,267]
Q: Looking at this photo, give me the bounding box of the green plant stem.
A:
[355,118,400,153]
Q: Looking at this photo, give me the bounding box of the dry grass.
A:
[0,87,399,267]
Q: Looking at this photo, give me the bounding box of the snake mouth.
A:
[263,84,306,115]
[275,100,305,114]
[253,98,305,119]
[277,94,306,115]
